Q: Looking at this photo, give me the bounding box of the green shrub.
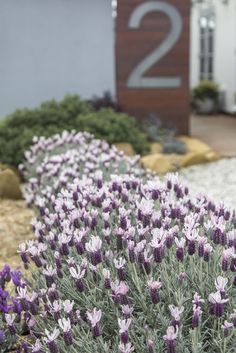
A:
[0,96,149,166]
[75,109,149,155]
[192,81,219,102]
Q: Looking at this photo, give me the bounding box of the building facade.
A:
[0,0,115,118]
[0,0,235,119]
[190,0,236,113]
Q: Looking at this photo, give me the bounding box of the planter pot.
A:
[195,98,217,115]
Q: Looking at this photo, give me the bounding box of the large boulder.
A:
[141,153,188,174]
[0,167,22,199]
[141,136,220,174]
[114,143,135,156]
[150,142,162,154]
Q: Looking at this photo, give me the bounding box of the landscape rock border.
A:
[141,136,219,174]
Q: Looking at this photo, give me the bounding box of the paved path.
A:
[191,115,236,157]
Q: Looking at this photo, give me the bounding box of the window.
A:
[199,11,215,81]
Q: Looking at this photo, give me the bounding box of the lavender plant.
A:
[20,131,143,208]
[18,173,236,353]
[0,265,28,352]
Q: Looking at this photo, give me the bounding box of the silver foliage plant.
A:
[17,132,236,353]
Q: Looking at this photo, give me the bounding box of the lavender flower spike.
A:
[118,342,135,353]
[58,317,73,345]
[222,321,233,337]
[87,308,102,338]
[85,236,102,266]
[118,318,132,344]
[163,326,178,353]
[44,328,60,353]
[147,278,162,304]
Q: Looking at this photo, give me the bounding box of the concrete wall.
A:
[0,0,115,118]
[190,0,236,113]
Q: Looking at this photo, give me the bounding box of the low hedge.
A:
[0,95,149,166]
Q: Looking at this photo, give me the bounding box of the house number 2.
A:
[127,1,183,88]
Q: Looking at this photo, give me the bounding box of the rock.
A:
[177,136,220,166]
[181,152,208,168]
[0,168,22,199]
[150,142,162,154]
[141,153,187,174]
[205,150,220,162]
[141,153,173,174]
[114,143,135,156]
[178,136,212,154]
[141,137,220,174]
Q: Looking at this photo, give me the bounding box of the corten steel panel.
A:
[116,0,190,134]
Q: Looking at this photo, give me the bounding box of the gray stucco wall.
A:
[0,0,115,118]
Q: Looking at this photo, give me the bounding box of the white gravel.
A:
[179,158,236,210]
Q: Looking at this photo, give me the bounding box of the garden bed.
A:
[0,132,235,353]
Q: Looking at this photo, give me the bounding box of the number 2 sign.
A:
[116,0,190,133]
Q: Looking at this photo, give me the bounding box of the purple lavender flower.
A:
[169,305,184,329]
[119,342,135,353]
[63,300,75,323]
[192,293,204,307]
[121,305,134,319]
[163,326,178,353]
[222,321,233,337]
[58,317,73,346]
[230,309,236,328]
[203,243,213,262]
[147,279,162,304]
[31,339,43,353]
[87,308,102,338]
[118,318,132,344]
[50,300,62,322]
[102,268,111,289]
[147,339,154,353]
[42,266,57,288]
[70,266,86,292]
[197,236,207,257]
[208,291,229,317]
[186,230,197,256]
[192,305,202,328]
[5,313,16,335]
[85,236,102,266]
[44,328,60,353]
[114,257,126,280]
[111,281,129,305]
[175,238,185,262]
[215,276,228,298]
[151,231,165,263]
[17,243,29,266]
[221,248,234,271]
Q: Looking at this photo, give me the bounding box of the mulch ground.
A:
[0,199,34,270]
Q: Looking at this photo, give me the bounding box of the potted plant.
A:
[192,80,219,114]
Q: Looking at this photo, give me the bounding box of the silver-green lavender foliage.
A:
[18,172,236,353]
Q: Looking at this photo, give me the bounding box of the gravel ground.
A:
[179,158,236,210]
